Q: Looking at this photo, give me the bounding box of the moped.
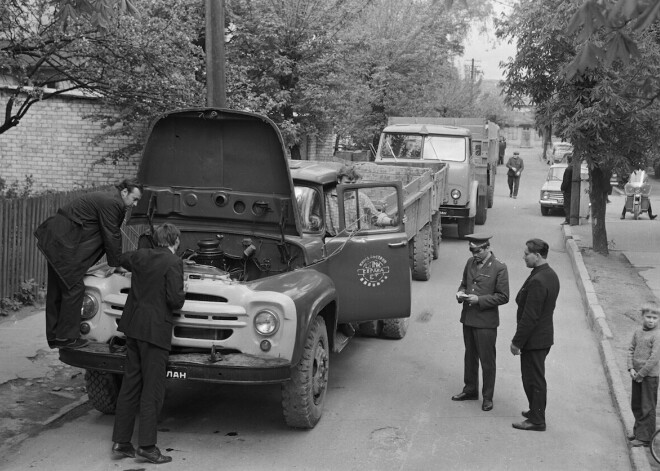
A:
[623,170,652,220]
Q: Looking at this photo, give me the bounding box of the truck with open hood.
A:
[58,108,439,429]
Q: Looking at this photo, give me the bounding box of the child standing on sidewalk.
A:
[628,302,660,447]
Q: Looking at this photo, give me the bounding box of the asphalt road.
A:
[2,147,632,471]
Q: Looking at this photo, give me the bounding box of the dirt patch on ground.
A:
[0,308,88,457]
[580,248,660,469]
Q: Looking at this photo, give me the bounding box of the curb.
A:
[563,225,652,471]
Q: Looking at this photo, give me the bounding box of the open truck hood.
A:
[130,108,301,236]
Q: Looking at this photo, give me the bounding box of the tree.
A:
[0,0,205,160]
[498,0,660,254]
[327,0,492,149]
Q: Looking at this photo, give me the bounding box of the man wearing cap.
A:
[506,151,524,198]
[453,233,509,411]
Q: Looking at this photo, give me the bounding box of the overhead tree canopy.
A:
[498,0,660,254]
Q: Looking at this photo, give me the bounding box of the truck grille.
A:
[174,326,233,341]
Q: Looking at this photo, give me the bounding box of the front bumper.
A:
[539,198,563,208]
[438,205,469,219]
[59,342,292,384]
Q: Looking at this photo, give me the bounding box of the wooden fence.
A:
[0,187,140,300]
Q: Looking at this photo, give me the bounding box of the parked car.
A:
[551,142,573,164]
[539,163,587,216]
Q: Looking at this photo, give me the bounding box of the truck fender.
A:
[468,180,479,218]
[249,268,337,366]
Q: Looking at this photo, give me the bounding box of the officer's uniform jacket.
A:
[458,253,509,328]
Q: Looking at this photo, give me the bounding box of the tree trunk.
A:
[589,168,609,255]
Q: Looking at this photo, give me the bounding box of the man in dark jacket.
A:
[506,151,524,198]
[560,157,573,225]
[510,238,560,432]
[35,179,143,349]
[111,223,186,464]
[452,234,509,412]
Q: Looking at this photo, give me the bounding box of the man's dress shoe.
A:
[482,400,493,411]
[512,420,546,432]
[451,392,478,401]
[137,446,172,464]
[111,442,136,459]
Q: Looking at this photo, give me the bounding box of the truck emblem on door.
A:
[357,255,390,287]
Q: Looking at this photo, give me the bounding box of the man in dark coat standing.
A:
[452,234,509,412]
[510,238,560,432]
[35,179,143,349]
[560,156,573,225]
[111,223,186,464]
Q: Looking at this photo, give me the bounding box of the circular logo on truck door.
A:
[357,255,390,287]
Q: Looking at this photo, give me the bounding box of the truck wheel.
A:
[457,217,475,239]
[359,320,383,337]
[411,224,432,281]
[475,194,487,225]
[84,369,122,414]
[541,206,550,216]
[487,185,494,208]
[381,318,409,339]
[431,213,441,260]
[282,316,329,429]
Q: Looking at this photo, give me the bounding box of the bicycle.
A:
[650,428,660,463]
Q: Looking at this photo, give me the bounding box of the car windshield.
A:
[547,166,566,181]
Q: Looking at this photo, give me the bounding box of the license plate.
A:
[166,366,188,380]
[439,209,448,216]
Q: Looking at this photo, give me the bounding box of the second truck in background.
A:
[374,117,500,239]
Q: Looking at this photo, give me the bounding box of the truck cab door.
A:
[324,182,411,323]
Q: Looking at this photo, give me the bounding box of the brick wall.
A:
[0,88,140,193]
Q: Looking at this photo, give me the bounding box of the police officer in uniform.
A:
[452,234,510,411]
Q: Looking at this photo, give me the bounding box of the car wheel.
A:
[282,316,329,429]
[541,206,550,216]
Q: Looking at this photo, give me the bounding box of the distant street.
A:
[2,146,632,471]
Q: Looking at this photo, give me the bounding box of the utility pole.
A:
[206,0,226,108]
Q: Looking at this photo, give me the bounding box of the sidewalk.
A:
[565,186,660,471]
[0,308,87,455]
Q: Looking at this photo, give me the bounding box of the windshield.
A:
[628,170,648,184]
[378,133,467,162]
[547,167,566,181]
[424,135,467,161]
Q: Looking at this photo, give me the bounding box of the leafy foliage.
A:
[498,0,660,254]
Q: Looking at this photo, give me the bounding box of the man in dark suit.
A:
[452,234,509,412]
[510,238,560,432]
[35,179,143,349]
[111,223,186,464]
[560,156,573,225]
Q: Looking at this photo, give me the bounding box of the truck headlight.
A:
[80,293,99,320]
[254,310,279,336]
[451,189,461,200]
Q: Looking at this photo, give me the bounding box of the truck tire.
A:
[381,318,409,339]
[431,213,441,260]
[487,185,494,208]
[475,194,487,225]
[411,223,432,281]
[282,316,329,429]
[359,320,383,337]
[85,369,122,414]
[457,217,475,239]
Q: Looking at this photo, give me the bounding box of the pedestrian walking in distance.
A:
[452,233,509,412]
[111,223,186,464]
[34,179,143,349]
[511,238,560,432]
[506,151,524,198]
[627,302,660,447]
